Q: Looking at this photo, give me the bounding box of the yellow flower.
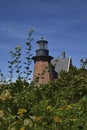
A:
[11,127,16,130]
[0,110,4,118]
[54,116,62,123]
[24,118,33,127]
[69,118,76,122]
[23,118,30,126]
[78,106,81,110]
[35,116,42,123]
[47,105,51,110]
[0,90,12,101]
[62,100,66,103]
[58,106,65,110]
[66,105,72,109]
[17,108,27,115]
[47,105,53,111]
[20,127,25,130]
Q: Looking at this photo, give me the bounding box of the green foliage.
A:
[0,69,6,83]
[8,29,33,83]
[0,67,87,130]
[24,29,33,81]
[8,45,22,82]
[81,58,87,69]
[0,30,87,129]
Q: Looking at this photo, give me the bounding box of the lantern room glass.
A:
[37,42,48,50]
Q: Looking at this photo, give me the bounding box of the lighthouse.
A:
[32,37,53,84]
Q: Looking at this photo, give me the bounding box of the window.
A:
[37,42,48,50]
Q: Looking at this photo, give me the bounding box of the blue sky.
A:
[0,0,87,80]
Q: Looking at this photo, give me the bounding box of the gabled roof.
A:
[51,57,72,73]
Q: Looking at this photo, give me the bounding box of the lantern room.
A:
[36,37,49,56]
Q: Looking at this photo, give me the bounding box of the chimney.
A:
[61,51,65,59]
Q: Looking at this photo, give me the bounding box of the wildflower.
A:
[47,105,51,110]
[54,116,62,123]
[35,116,42,123]
[0,90,12,101]
[0,110,4,118]
[23,118,30,126]
[66,105,72,109]
[47,105,53,111]
[17,108,27,115]
[58,106,65,110]
[11,127,16,130]
[69,118,76,122]
[20,127,25,130]
[62,99,66,103]
[78,106,81,110]
[24,118,33,127]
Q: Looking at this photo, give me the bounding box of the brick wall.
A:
[33,60,53,84]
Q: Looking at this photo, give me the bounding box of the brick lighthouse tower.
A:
[32,37,53,84]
